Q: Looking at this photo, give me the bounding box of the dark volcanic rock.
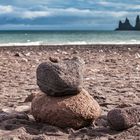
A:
[49,56,59,63]
[0,110,29,122]
[36,57,84,96]
[31,89,101,129]
[135,15,140,30]
[116,15,140,31]
[107,107,140,131]
[116,18,134,31]
[14,52,22,57]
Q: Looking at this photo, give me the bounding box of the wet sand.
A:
[0,44,140,139]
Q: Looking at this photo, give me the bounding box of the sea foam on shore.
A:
[1,40,140,47]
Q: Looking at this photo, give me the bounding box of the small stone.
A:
[4,124,14,130]
[2,108,14,113]
[73,50,78,54]
[0,127,31,139]
[42,125,65,136]
[36,57,84,96]
[137,122,140,127]
[116,103,133,108]
[24,52,31,56]
[31,89,101,129]
[62,51,68,55]
[107,107,140,131]
[0,110,29,122]
[95,115,108,127]
[15,105,30,113]
[32,135,47,140]
[49,57,59,63]
[21,58,28,62]
[14,52,22,57]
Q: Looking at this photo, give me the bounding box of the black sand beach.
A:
[0,44,140,139]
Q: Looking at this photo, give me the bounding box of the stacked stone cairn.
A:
[31,57,101,129]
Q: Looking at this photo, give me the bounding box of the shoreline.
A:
[0,44,140,51]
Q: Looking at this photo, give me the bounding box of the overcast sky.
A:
[0,0,140,30]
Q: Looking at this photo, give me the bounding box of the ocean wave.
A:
[0,40,140,46]
[66,41,88,45]
[0,41,43,46]
[59,41,140,45]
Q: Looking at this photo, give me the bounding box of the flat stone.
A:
[0,127,31,139]
[15,105,31,113]
[0,110,29,122]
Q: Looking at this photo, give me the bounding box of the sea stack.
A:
[115,15,140,31]
[135,15,140,30]
[31,57,101,129]
[116,17,134,30]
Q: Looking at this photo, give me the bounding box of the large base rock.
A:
[31,89,101,129]
[107,107,140,131]
[36,57,84,96]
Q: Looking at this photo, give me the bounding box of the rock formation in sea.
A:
[115,15,140,31]
[116,17,134,30]
[135,15,140,30]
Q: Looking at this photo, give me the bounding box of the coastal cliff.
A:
[116,15,140,31]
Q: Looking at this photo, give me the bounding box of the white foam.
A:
[66,41,88,45]
[0,41,43,47]
[0,40,140,46]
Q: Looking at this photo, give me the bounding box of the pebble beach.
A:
[0,44,140,139]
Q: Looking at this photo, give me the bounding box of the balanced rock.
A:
[107,107,140,131]
[37,57,84,96]
[31,89,101,129]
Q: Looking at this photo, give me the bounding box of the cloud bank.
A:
[0,0,140,30]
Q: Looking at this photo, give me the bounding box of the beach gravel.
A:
[0,45,140,139]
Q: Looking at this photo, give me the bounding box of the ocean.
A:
[0,30,140,46]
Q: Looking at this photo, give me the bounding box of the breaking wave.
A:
[1,40,140,46]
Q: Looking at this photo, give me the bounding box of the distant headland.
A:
[115,15,140,31]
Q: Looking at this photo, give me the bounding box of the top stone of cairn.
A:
[36,57,84,96]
